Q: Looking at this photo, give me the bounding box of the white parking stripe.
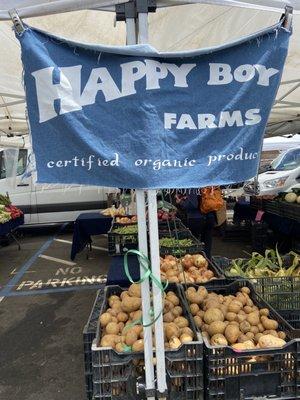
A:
[38,254,76,266]
[54,239,73,244]
[0,297,4,303]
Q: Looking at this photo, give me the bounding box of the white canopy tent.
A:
[0,0,299,137]
[263,133,300,151]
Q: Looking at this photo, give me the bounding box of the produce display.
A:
[99,283,194,352]
[228,249,299,278]
[112,225,138,235]
[160,254,215,283]
[102,206,126,217]
[185,285,287,350]
[157,209,177,221]
[0,194,23,224]
[282,188,300,204]
[159,237,194,248]
[115,215,137,224]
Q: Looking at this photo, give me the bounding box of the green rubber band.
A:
[123,249,169,328]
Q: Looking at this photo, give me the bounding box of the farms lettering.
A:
[32,60,278,123]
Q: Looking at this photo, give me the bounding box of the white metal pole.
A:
[138,12,168,397]
[148,190,168,397]
[126,16,156,400]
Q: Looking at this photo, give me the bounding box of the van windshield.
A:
[0,149,28,179]
[270,148,300,171]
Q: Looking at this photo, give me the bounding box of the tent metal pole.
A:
[125,16,156,400]
[138,10,168,398]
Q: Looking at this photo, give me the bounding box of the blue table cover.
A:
[71,213,112,260]
[107,255,140,287]
[0,215,24,237]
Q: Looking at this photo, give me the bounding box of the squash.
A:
[285,192,297,203]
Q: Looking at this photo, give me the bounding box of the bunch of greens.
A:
[159,237,194,248]
[228,248,299,279]
[113,225,138,235]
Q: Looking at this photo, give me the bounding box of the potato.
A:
[236,314,247,323]
[226,312,237,322]
[132,339,144,352]
[228,301,243,313]
[115,342,126,352]
[238,334,249,343]
[168,276,179,283]
[193,316,203,329]
[232,340,255,351]
[111,316,118,323]
[240,287,250,295]
[100,334,117,348]
[128,283,141,298]
[164,299,175,313]
[261,316,278,331]
[225,325,240,344]
[228,321,239,327]
[167,294,180,306]
[219,305,228,315]
[204,301,221,311]
[236,293,247,306]
[278,331,286,340]
[186,292,202,305]
[210,333,228,346]
[180,333,193,343]
[118,322,125,332]
[117,312,129,323]
[246,298,253,307]
[250,326,259,334]
[132,325,143,337]
[120,291,129,300]
[258,335,286,349]
[208,321,226,336]
[243,306,253,314]
[172,306,183,317]
[121,296,141,313]
[174,317,189,328]
[197,310,205,318]
[181,327,193,336]
[169,336,181,349]
[165,323,180,340]
[245,332,254,340]
[257,323,264,333]
[263,330,278,338]
[163,312,174,323]
[203,308,224,324]
[190,304,200,316]
[254,333,263,343]
[109,295,120,307]
[125,331,138,346]
[100,312,112,327]
[240,321,251,333]
[247,312,260,326]
[106,322,120,335]
[259,308,269,317]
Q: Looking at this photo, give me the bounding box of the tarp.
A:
[0,1,299,136]
[18,22,290,188]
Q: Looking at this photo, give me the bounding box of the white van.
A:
[0,136,114,225]
[244,147,300,196]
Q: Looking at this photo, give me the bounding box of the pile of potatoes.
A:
[160,254,215,284]
[99,283,194,352]
[185,285,287,350]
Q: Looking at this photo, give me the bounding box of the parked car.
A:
[244,147,300,196]
[0,136,115,225]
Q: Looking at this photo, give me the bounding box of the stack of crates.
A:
[91,283,204,400]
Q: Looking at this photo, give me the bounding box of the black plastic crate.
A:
[158,220,191,239]
[83,289,104,400]
[160,231,203,257]
[280,202,300,222]
[108,225,138,256]
[249,196,265,210]
[251,221,269,253]
[264,200,281,216]
[213,256,300,311]
[158,217,182,230]
[278,310,300,329]
[91,284,204,400]
[182,280,300,400]
[221,222,251,242]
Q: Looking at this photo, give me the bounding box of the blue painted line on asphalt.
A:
[5,284,105,297]
[0,223,68,297]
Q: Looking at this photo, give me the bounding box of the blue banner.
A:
[18,22,290,189]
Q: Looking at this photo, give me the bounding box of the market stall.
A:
[0,194,24,249]
[2,1,299,400]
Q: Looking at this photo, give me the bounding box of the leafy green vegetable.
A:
[113,225,138,234]
[159,237,194,248]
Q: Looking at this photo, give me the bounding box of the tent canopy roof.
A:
[0,0,299,137]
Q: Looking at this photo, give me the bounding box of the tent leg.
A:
[137,10,168,398]
[126,16,155,400]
